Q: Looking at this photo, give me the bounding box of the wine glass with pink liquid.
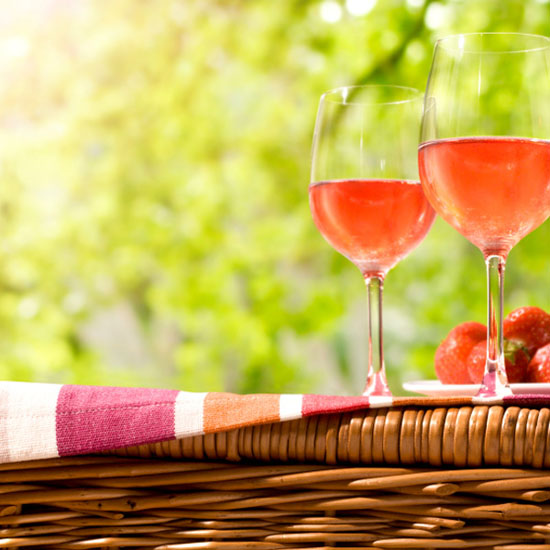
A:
[419,33,550,398]
[310,85,436,396]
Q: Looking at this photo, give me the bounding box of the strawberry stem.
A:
[503,339,530,366]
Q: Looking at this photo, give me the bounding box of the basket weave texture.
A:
[115,405,550,469]
[1,405,550,549]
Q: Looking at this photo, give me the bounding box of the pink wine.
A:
[309,179,436,276]
[419,137,550,257]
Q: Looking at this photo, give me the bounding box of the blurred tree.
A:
[0,0,548,394]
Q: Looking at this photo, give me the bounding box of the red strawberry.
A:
[467,339,530,384]
[435,322,486,384]
[526,343,550,383]
[503,307,550,356]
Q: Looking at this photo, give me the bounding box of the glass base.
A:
[476,359,513,399]
[363,370,392,397]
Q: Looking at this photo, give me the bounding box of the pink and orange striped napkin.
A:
[0,381,546,464]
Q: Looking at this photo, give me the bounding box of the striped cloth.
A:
[0,381,546,464]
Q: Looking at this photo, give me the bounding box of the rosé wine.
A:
[419,137,550,257]
[309,178,435,277]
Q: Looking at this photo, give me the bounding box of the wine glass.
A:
[310,85,436,396]
[419,33,550,398]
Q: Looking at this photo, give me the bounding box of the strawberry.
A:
[503,306,550,356]
[467,339,530,384]
[526,343,550,383]
[435,322,486,384]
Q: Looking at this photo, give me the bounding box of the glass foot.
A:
[476,360,513,399]
[363,371,393,397]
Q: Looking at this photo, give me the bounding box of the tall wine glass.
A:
[310,85,436,396]
[419,33,550,398]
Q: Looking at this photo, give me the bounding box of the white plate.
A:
[403,379,550,397]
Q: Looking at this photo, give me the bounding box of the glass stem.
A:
[363,275,391,396]
[478,254,511,398]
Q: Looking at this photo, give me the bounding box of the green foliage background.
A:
[0,0,549,394]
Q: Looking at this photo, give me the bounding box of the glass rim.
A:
[436,32,550,54]
[320,85,422,106]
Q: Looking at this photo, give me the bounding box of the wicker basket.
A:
[2,405,550,549]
